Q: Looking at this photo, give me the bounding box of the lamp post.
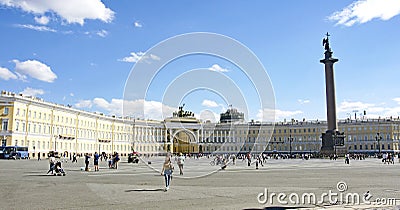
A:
[289,134,293,158]
[375,132,382,155]
[2,135,6,146]
[54,135,58,152]
[333,132,337,156]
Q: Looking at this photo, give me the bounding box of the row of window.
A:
[348,144,393,150]
[14,121,132,140]
[14,139,131,152]
[203,126,393,136]
[200,135,320,143]
[342,126,391,132]
[199,144,321,152]
[15,108,132,132]
[275,128,319,134]
[347,134,393,141]
[135,134,165,142]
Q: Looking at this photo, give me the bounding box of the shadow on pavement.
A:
[23,171,46,174]
[244,207,306,210]
[125,188,165,192]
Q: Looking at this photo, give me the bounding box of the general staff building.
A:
[1,91,399,158]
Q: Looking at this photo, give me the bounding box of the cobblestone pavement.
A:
[0,157,399,209]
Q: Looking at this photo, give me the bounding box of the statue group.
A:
[172,104,194,118]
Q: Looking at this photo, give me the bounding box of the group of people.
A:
[382,153,395,164]
[108,152,120,169]
[84,152,101,171]
[85,152,120,171]
[45,152,121,174]
[46,154,65,175]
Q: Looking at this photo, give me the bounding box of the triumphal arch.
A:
[163,105,202,154]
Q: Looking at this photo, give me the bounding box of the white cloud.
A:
[119,52,144,63]
[94,98,176,120]
[75,98,176,120]
[70,93,74,97]
[337,101,376,113]
[149,54,160,61]
[0,67,17,80]
[13,59,57,83]
[208,64,229,72]
[0,0,114,25]
[14,24,56,32]
[337,100,400,119]
[298,99,310,105]
[62,30,74,35]
[134,21,142,28]
[393,98,400,104]
[75,100,93,109]
[118,52,160,63]
[96,29,108,37]
[329,0,400,26]
[196,110,220,123]
[34,16,50,25]
[20,87,44,97]
[257,108,303,122]
[201,99,219,108]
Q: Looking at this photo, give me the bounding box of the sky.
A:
[1,0,400,123]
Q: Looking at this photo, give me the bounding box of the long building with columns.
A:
[0,90,399,158]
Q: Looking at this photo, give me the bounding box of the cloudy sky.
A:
[1,0,400,122]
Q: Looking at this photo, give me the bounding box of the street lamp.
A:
[54,135,58,152]
[375,132,382,155]
[333,132,337,156]
[289,134,293,158]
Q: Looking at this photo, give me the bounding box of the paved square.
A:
[1,157,400,209]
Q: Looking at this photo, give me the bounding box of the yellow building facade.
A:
[1,90,399,158]
[0,91,139,158]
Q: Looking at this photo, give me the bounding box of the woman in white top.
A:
[161,156,174,191]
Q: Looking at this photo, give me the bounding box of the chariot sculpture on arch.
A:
[173,103,194,118]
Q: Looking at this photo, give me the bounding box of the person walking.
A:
[258,155,264,167]
[108,154,113,168]
[94,152,100,171]
[345,153,350,164]
[62,152,66,163]
[177,153,185,175]
[85,153,90,171]
[114,152,120,169]
[37,152,41,161]
[161,156,174,192]
[72,153,77,163]
[247,153,251,167]
[398,153,400,163]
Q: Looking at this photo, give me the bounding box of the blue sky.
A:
[1,0,400,122]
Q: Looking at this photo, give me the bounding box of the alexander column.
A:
[320,33,345,155]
